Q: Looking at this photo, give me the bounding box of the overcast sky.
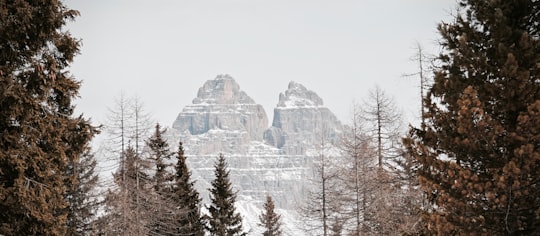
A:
[67,0,457,129]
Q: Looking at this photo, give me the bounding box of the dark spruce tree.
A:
[0,1,97,235]
[147,123,172,194]
[404,0,540,234]
[146,123,174,235]
[258,195,283,236]
[207,154,245,236]
[66,148,100,236]
[172,142,205,236]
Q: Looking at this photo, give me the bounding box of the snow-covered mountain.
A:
[166,74,344,235]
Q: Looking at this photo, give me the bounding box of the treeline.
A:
[95,94,283,235]
[95,121,243,235]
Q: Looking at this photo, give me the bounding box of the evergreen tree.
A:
[147,123,172,193]
[0,1,97,235]
[258,195,283,236]
[171,141,205,236]
[404,0,540,234]
[207,154,245,236]
[66,148,100,236]
[146,123,174,235]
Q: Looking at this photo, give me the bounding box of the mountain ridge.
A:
[166,75,344,235]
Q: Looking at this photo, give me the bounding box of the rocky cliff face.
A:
[264,81,343,155]
[167,75,343,234]
[171,74,268,154]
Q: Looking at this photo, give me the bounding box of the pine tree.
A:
[172,142,205,236]
[258,195,283,236]
[146,123,174,235]
[147,123,172,194]
[404,0,540,234]
[66,148,100,236]
[0,1,97,235]
[207,154,245,236]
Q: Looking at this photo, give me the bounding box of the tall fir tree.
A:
[207,154,245,236]
[404,0,540,234]
[258,195,283,236]
[172,142,205,236]
[147,123,172,194]
[0,1,97,235]
[65,148,100,236]
[146,123,174,235]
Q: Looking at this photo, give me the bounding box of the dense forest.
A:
[0,0,538,235]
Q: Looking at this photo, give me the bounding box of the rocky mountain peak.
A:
[277,81,324,108]
[265,82,343,153]
[193,74,255,105]
[168,76,344,234]
[172,75,268,150]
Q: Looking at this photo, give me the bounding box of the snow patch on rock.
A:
[277,81,324,108]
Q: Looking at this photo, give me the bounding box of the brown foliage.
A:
[404,0,540,234]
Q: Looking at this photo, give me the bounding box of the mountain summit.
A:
[265,82,343,153]
[277,81,324,108]
[168,75,343,234]
[172,75,268,150]
[193,74,255,105]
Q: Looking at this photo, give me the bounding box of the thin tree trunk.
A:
[321,146,328,236]
[377,99,383,169]
[136,159,140,236]
[354,125,361,236]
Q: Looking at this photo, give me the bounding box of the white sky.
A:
[66,0,457,129]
